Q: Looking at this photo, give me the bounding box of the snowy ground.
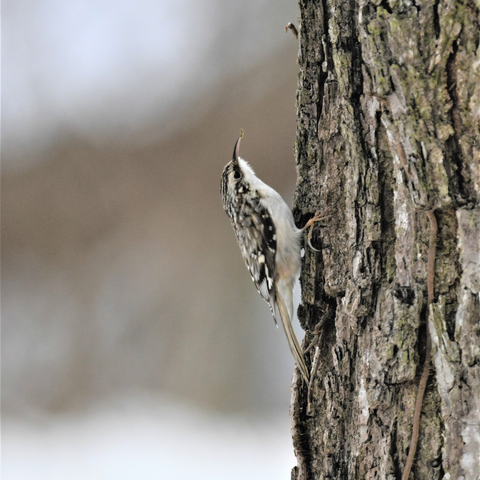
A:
[3,395,296,480]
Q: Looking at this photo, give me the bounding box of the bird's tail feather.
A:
[276,293,309,383]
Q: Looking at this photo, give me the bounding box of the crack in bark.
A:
[317,0,331,120]
[433,0,441,38]
[445,38,471,205]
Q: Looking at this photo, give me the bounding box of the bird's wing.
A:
[237,203,277,322]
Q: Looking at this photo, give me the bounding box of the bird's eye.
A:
[233,171,241,180]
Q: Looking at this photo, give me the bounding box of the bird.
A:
[220,131,324,383]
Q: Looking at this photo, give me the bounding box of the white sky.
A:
[3,0,297,162]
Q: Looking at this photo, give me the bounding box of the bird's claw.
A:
[303,209,332,252]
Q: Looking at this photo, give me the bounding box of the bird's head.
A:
[220,130,258,210]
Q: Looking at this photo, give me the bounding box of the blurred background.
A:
[2,0,303,477]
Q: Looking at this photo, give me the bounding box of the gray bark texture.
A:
[290,0,480,479]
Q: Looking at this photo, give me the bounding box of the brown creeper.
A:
[220,132,322,383]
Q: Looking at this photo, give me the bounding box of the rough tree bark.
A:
[290,1,480,479]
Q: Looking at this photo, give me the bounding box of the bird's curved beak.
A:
[232,130,243,163]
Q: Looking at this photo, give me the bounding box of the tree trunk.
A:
[291,1,480,479]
